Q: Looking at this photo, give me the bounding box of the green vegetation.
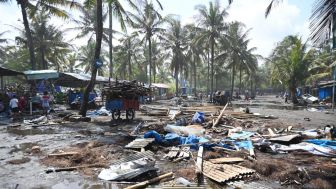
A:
[0,0,336,113]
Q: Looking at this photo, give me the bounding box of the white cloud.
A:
[226,0,310,57]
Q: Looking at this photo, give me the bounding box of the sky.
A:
[0,0,315,58]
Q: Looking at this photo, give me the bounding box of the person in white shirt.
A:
[9,95,19,116]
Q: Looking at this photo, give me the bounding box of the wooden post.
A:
[196,146,204,186]
[212,103,228,128]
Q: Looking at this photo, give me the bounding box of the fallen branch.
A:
[124,172,174,189]
[212,103,228,128]
[45,164,107,173]
[48,152,79,157]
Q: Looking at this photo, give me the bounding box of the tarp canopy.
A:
[0,66,23,76]
[151,83,170,89]
[55,72,109,88]
[24,70,59,80]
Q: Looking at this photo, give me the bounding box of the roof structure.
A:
[55,72,109,88]
[0,66,23,76]
[23,70,59,80]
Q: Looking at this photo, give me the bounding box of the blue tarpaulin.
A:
[305,139,336,150]
[229,131,254,140]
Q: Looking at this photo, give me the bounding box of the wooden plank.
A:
[48,152,79,157]
[209,157,244,164]
[212,103,229,128]
[268,128,276,136]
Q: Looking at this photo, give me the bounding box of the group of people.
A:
[8,91,52,118]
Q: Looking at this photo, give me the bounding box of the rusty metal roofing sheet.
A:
[203,161,255,183]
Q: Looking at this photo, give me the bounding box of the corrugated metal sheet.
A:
[24,70,59,80]
[125,138,155,149]
[203,161,255,183]
[111,150,154,166]
[228,181,274,189]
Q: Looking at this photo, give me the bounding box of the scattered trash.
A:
[98,157,157,181]
[192,112,205,124]
[175,177,191,186]
[164,124,205,136]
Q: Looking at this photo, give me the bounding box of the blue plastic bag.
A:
[192,112,205,123]
[144,130,163,143]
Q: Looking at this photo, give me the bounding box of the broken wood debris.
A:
[48,152,79,157]
[202,161,255,183]
[45,164,106,174]
[209,157,244,164]
[212,103,229,128]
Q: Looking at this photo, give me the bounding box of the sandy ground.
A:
[0,95,335,189]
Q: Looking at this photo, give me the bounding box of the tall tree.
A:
[185,24,203,96]
[106,0,136,78]
[80,0,103,116]
[268,36,314,104]
[128,0,164,101]
[195,0,228,101]
[0,0,80,70]
[161,16,186,96]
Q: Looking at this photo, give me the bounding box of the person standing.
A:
[41,91,51,116]
[9,95,19,117]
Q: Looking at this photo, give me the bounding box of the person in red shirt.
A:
[18,96,26,113]
[41,91,51,116]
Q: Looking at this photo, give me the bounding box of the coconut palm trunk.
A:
[175,64,178,97]
[207,49,210,98]
[239,64,242,95]
[80,0,103,117]
[20,1,36,70]
[210,36,215,101]
[148,35,152,101]
[231,62,235,99]
[194,61,197,96]
[108,3,113,78]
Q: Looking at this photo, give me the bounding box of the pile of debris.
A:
[103,80,149,99]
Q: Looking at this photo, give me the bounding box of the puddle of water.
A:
[7,128,56,136]
[9,142,39,154]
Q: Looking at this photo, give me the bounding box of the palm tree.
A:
[68,6,110,43]
[306,45,336,83]
[161,16,187,96]
[195,0,228,101]
[113,33,141,80]
[128,0,164,100]
[0,31,8,60]
[0,0,80,70]
[106,0,136,78]
[13,11,71,70]
[217,21,251,98]
[268,36,314,104]
[185,24,203,96]
[80,0,103,116]
[264,0,336,48]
